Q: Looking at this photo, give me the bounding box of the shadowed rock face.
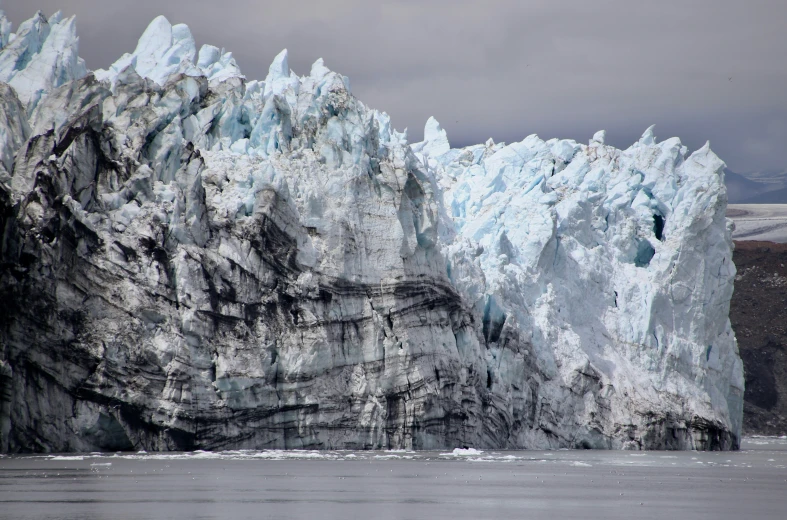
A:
[730,241,787,435]
[0,11,743,453]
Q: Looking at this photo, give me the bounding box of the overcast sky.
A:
[3,0,786,173]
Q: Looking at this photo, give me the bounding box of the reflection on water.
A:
[1,437,786,520]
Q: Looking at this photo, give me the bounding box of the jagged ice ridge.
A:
[0,10,743,452]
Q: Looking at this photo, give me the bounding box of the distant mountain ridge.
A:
[738,169,787,189]
[739,187,787,204]
[726,169,787,204]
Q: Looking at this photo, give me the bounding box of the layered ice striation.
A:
[0,10,743,453]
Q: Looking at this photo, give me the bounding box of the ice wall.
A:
[0,10,742,452]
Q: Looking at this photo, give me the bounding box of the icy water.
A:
[1,438,786,520]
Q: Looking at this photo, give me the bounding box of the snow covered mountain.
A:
[725,169,787,204]
[0,10,743,452]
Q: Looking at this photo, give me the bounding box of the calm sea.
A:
[1,437,785,519]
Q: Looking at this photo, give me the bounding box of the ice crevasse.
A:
[0,10,742,453]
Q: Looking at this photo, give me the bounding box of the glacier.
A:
[0,10,743,453]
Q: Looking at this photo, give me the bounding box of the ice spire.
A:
[0,11,86,108]
[94,15,200,86]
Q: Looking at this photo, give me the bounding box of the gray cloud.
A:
[3,0,786,172]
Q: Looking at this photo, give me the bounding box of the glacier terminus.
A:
[0,10,743,453]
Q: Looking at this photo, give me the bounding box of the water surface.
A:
[2,437,786,519]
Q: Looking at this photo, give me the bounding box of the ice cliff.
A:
[0,11,743,452]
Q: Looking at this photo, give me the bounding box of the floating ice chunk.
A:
[441,447,484,456]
